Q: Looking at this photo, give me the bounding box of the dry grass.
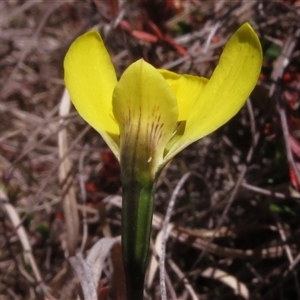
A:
[1,1,300,299]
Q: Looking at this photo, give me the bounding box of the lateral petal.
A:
[159,69,208,121]
[64,30,120,157]
[165,23,262,161]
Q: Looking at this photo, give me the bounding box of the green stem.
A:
[122,178,155,300]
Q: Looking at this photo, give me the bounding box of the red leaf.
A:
[289,165,300,191]
[120,20,132,32]
[55,212,64,221]
[147,20,164,39]
[164,35,188,56]
[85,182,97,192]
[131,30,159,43]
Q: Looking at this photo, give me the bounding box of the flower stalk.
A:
[121,177,155,299]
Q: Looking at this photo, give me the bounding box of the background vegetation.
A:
[0,1,300,299]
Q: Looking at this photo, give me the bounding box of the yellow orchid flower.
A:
[64,23,262,300]
[64,23,262,181]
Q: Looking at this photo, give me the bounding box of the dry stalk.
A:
[58,89,79,257]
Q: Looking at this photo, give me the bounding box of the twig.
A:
[160,172,191,300]
[239,182,300,200]
[271,31,300,187]
[202,22,220,54]
[79,146,88,253]
[168,258,199,300]
[276,220,300,297]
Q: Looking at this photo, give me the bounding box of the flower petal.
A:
[113,59,178,179]
[64,30,120,157]
[165,23,262,161]
[159,69,208,121]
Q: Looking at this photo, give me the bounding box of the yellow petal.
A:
[165,23,262,161]
[64,30,120,157]
[159,69,208,121]
[113,59,178,179]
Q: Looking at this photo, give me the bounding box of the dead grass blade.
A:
[201,267,249,300]
[58,89,79,256]
[69,253,98,300]
[69,237,120,299]
[86,237,120,287]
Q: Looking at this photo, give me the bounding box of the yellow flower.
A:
[64,23,262,180]
[64,24,262,299]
